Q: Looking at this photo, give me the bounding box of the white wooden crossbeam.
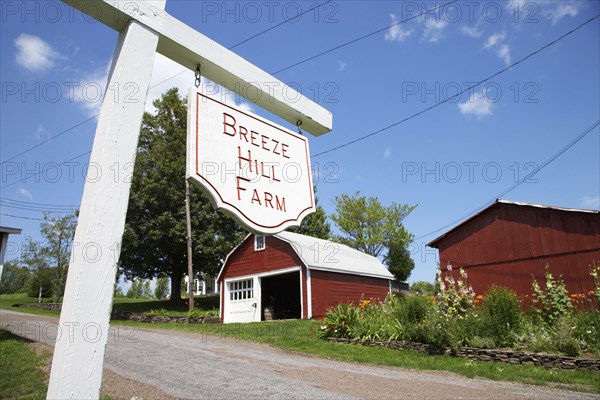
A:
[62,0,333,136]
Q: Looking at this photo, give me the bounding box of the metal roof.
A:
[217,232,394,282]
[274,231,394,280]
[427,199,599,248]
[0,226,22,235]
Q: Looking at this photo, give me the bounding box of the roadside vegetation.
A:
[0,330,48,399]
[317,264,600,359]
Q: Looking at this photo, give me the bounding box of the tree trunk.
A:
[169,266,183,303]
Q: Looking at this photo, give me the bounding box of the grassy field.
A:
[2,293,599,393]
[0,329,49,399]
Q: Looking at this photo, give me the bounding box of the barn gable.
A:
[427,199,600,304]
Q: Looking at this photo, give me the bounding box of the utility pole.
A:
[185,178,194,310]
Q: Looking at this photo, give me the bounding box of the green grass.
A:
[0,329,48,399]
[0,293,220,317]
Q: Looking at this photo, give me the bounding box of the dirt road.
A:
[1,309,597,400]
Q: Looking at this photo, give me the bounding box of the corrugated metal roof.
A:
[275,231,394,280]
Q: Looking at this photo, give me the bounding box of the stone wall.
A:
[328,338,600,372]
[13,303,62,312]
[12,304,220,324]
[111,310,220,324]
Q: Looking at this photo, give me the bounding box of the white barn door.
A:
[224,277,259,323]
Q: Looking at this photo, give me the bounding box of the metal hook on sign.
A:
[296,120,303,136]
[195,65,201,88]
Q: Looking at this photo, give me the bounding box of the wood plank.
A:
[46,13,164,399]
[62,0,333,136]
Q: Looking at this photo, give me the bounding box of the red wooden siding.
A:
[222,236,305,279]
[221,235,309,319]
[310,270,390,318]
[432,203,600,307]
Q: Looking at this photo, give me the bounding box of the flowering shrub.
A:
[316,303,358,339]
[591,261,600,305]
[530,265,573,325]
[435,265,475,320]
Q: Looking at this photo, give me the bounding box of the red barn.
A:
[217,231,394,323]
[427,200,600,306]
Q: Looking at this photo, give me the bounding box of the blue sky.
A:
[1,0,599,287]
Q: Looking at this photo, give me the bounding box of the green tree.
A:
[154,274,169,299]
[409,280,436,296]
[39,213,77,302]
[331,192,416,282]
[287,186,331,239]
[0,261,31,294]
[18,213,77,302]
[126,278,143,298]
[120,88,245,302]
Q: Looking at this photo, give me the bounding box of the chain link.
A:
[195,65,201,88]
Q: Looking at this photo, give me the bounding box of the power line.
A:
[271,0,459,75]
[0,197,79,209]
[1,151,91,190]
[2,3,330,165]
[0,200,77,213]
[313,14,600,158]
[229,1,334,50]
[0,212,46,221]
[414,119,600,242]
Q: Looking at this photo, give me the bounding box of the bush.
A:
[469,336,496,349]
[480,286,522,347]
[316,303,359,339]
[530,265,573,325]
[396,294,432,325]
[350,301,403,341]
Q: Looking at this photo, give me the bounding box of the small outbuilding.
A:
[217,231,394,323]
[0,226,22,279]
[427,200,600,305]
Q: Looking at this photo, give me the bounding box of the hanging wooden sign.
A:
[187,90,315,234]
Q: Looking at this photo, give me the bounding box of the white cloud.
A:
[497,44,512,66]
[18,187,33,200]
[384,146,392,159]
[384,14,413,42]
[14,33,62,72]
[545,2,582,25]
[458,90,493,118]
[337,60,347,72]
[422,19,448,44]
[72,65,109,117]
[580,195,600,209]
[484,32,506,49]
[35,124,50,140]
[483,32,511,66]
[462,25,483,38]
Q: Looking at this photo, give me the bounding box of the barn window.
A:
[229,279,253,301]
[254,235,265,251]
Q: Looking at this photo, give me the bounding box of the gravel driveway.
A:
[1,309,598,400]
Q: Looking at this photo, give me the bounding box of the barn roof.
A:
[427,199,599,248]
[274,231,394,280]
[0,226,22,235]
[217,232,395,282]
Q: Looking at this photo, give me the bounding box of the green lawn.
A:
[2,293,599,393]
[0,330,48,399]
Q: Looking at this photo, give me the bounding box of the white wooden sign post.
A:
[50,1,332,399]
